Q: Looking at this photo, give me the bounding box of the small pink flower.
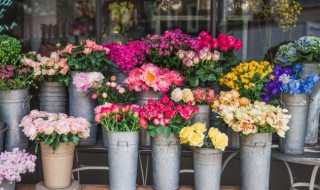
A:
[92,93,98,100]
[94,114,102,122]
[139,118,147,129]
[183,58,193,67]
[186,51,195,59]
[102,93,108,99]
[86,40,95,48]
[177,50,185,59]
[83,48,92,55]
[118,88,125,94]
[110,82,117,88]
[212,50,220,61]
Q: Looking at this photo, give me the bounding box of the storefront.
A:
[0,0,320,189]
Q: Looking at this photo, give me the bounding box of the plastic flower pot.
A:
[40,142,74,189]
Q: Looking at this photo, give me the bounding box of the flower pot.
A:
[108,66,128,84]
[280,93,310,154]
[0,121,6,152]
[135,91,163,148]
[69,72,97,146]
[193,148,222,190]
[240,133,272,190]
[0,180,16,190]
[40,142,74,189]
[152,133,181,190]
[0,89,31,151]
[107,131,139,190]
[39,81,68,114]
[296,63,320,146]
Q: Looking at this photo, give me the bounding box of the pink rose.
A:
[228,36,235,46]
[192,87,206,102]
[177,50,185,59]
[186,51,195,59]
[60,66,69,75]
[45,122,56,135]
[92,93,98,100]
[234,40,243,50]
[58,58,67,68]
[93,45,103,51]
[86,40,95,48]
[23,125,37,140]
[105,48,110,54]
[55,120,71,135]
[212,50,220,61]
[139,118,147,129]
[63,44,74,54]
[83,48,92,55]
[47,69,56,76]
[78,128,90,138]
[118,88,125,94]
[211,39,219,49]
[199,48,208,59]
[193,56,200,64]
[94,114,102,122]
[183,58,193,67]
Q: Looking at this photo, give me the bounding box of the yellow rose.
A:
[211,100,220,111]
[212,133,228,151]
[171,88,183,102]
[229,89,240,98]
[179,126,193,144]
[192,123,206,134]
[208,127,220,139]
[188,132,204,147]
[182,89,194,103]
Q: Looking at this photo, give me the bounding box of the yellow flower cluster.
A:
[219,61,272,90]
[109,2,134,33]
[211,89,251,112]
[179,123,228,151]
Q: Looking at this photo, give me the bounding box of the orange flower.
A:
[239,97,250,106]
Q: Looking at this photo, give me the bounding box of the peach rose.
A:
[182,89,194,103]
[55,120,71,135]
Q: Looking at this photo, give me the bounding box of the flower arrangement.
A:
[139,95,198,138]
[0,35,22,65]
[143,29,191,70]
[20,110,91,151]
[21,52,70,85]
[218,101,291,137]
[73,72,135,104]
[275,36,320,66]
[61,40,112,72]
[179,123,228,150]
[103,40,146,72]
[211,89,251,112]
[109,1,134,34]
[219,61,272,101]
[0,148,36,184]
[124,63,184,93]
[171,87,215,105]
[94,103,142,131]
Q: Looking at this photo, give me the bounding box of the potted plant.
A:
[0,148,36,190]
[275,36,320,146]
[171,87,215,133]
[124,63,184,147]
[61,40,112,146]
[179,123,228,190]
[218,101,291,190]
[102,40,146,83]
[21,51,70,113]
[177,32,242,87]
[94,103,142,190]
[139,95,198,190]
[0,35,35,151]
[20,110,91,189]
[262,64,319,154]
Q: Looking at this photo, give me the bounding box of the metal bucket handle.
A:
[117,141,129,152]
[0,126,7,134]
[251,142,267,154]
[23,95,33,110]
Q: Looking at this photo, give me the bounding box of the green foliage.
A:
[0,35,22,65]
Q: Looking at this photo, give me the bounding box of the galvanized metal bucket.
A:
[226,128,240,149]
[193,148,222,190]
[280,93,310,154]
[296,63,320,146]
[135,91,163,148]
[0,89,31,151]
[69,72,97,146]
[102,126,108,148]
[39,81,68,114]
[108,66,128,84]
[192,105,210,129]
[0,121,7,152]
[107,131,139,190]
[152,133,181,190]
[240,133,272,190]
[0,180,16,190]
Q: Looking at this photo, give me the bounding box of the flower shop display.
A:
[275,64,320,153]
[0,36,34,151]
[220,60,272,101]
[103,40,146,83]
[0,148,36,190]
[143,29,191,70]
[21,51,70,113]
[179,123,228,190]
[124,63,184,146]
[94,103,141,190]
[140,95,198,190]
[179,32,242,87]
[73,72,135,105]
[20,110,91,189]
[218,101,291,190]
[171,87,215,134]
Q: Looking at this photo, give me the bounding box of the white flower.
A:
[279,74,291,84]
[171,88,183,102]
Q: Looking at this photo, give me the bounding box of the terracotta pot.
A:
[40,142,75,189]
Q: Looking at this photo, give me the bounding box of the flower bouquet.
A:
[275,36,320,66]
[94,103,142,189]
[0,148,36,190]
[73,72,135,104]
[179,123,227,189]
[20,110,91,189]
[219,61,272,101]
[178,32,242,87]
[61,40,112,72]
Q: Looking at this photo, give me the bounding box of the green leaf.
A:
[62,135,69,144]
[148,129,156,137]
[163,127,171,138]
[155,126,164,134]
[189,77,199,87]
[207,74,216,81]
[196,69,206,76]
